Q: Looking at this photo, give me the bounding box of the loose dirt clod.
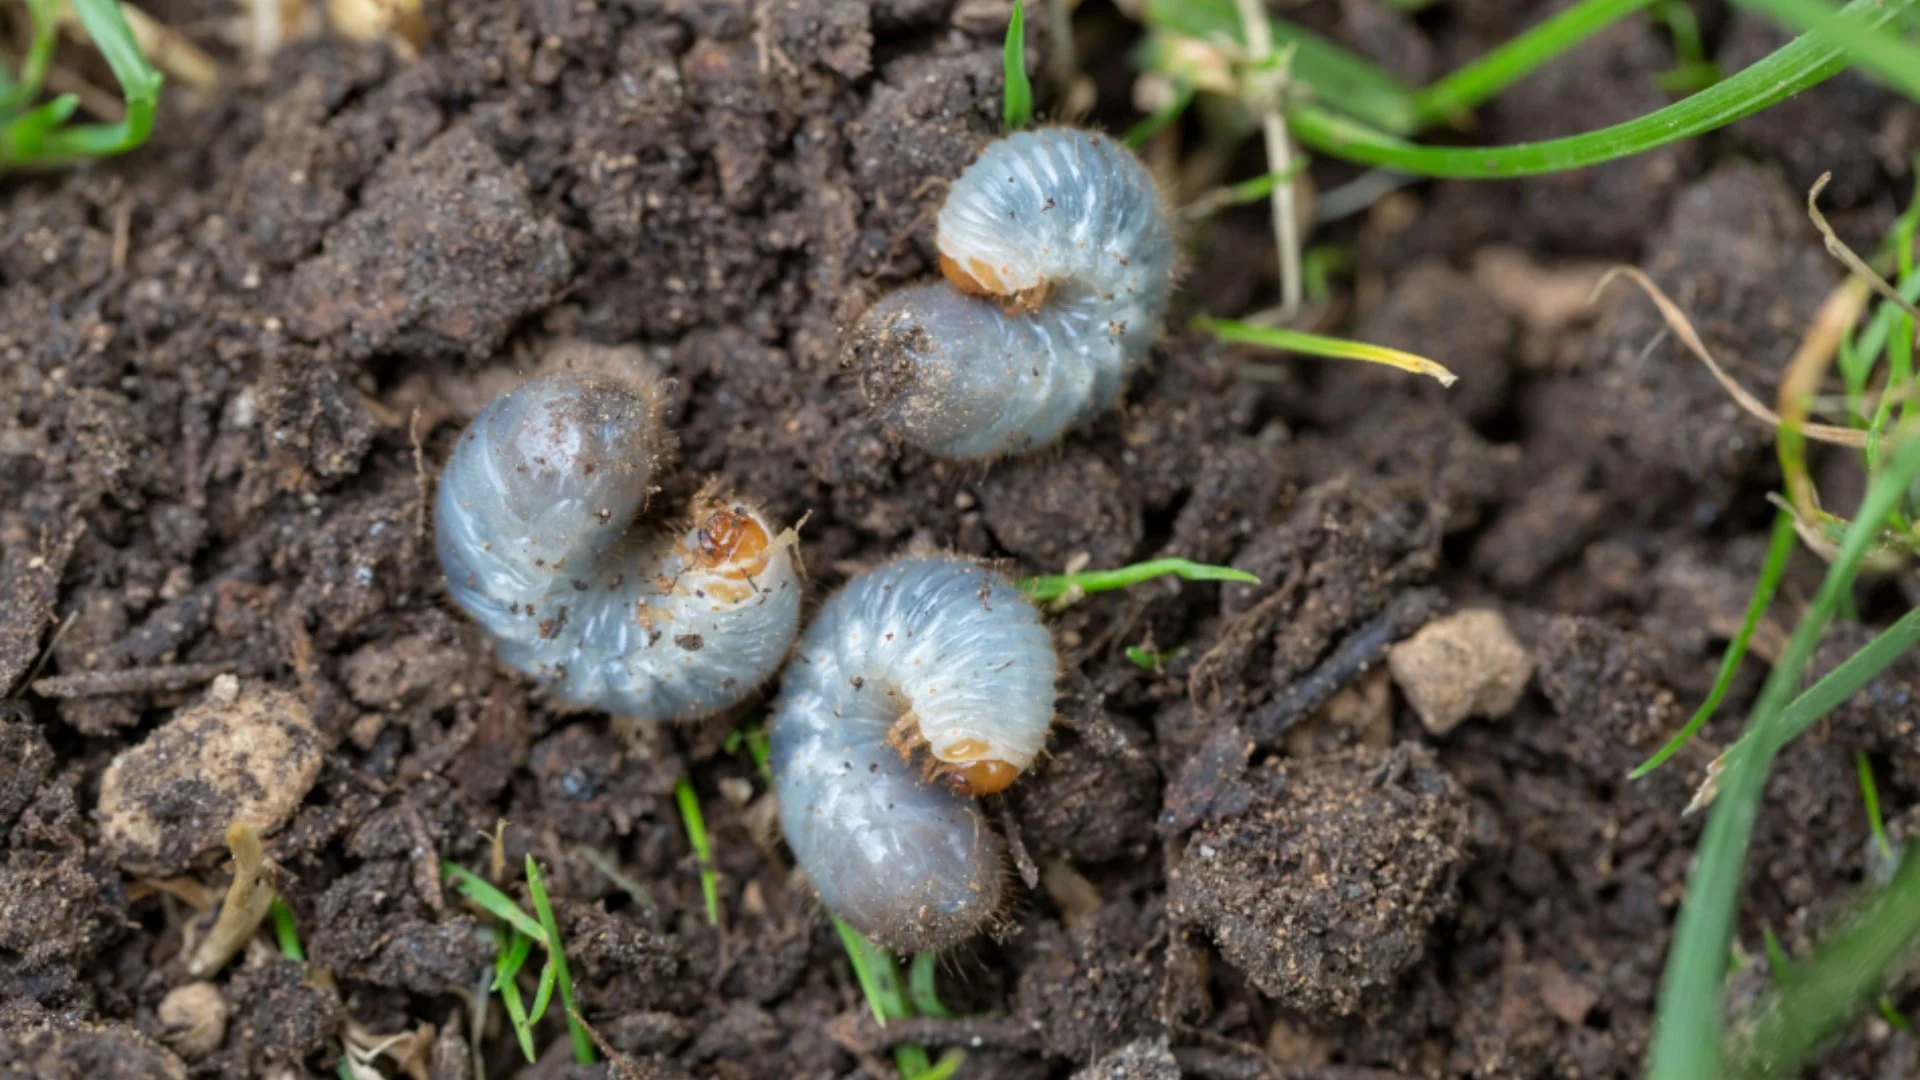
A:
[1388,608,1533,734]
[96,677,322,875]
[1170,744,1470,1015]
[0,1023,187,1079]
[156,982,228,1060]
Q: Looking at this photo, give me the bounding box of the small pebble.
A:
[157,982,228,1060]
[1388,608,1533,734]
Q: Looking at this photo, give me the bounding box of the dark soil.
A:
[3,0,1920,1077]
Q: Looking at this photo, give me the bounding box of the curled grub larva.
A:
[768,556,1057,952]
[851,127,1176,460]
[436,371,802,721]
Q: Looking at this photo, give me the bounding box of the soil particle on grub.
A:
[1389,608,1533,734]
[0,1023,187,1080]
[1169,744,1471,1015]
[96,677,323,875]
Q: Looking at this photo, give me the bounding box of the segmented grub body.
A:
[768,556,1057,952]
[436,371,802,721]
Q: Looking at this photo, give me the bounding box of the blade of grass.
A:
[1410,0,1657,125]
[495,929,538,1063]
[1731,848,1920,1077]
[1018,556,1257,602]
[0,0,59,113]
[1734,0,1920,101]
[1287,0,1917,178]
[1003,1,1032,130]
[526,857,594,1064]
[443,861,549,946]
[1141,0,1419,134]
[1857,750,1893,864]
[1762,926,1794,981]
[1632,509,1798,778]
[528,956,559,1026]
[908,952,954,1019]
[674,777,722,925]
[1197,316,1458,386]
[1647,436,1920,1080]
[491,929,534,990]
[1772,605,1920,751]
[268,899,306,963]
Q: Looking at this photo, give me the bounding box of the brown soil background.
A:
[4,1,1920,1077]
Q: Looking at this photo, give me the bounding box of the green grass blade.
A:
[526,857,594,1064]
[1141,0,1419,134]
[1288,0,1916,178]
[1410,0,1658,125]
[1856,750,1893,863]
[1732,849,1920,1076]
[1019,557,1257,602]
[908,952,954,1018]
[1197,316,1458,386]
[443,861,549,946]
[1647,438,1920,1080]
[268,899,306,963]
[497,958,538,1063]
[492,928,534,990]
[0,94,79,164]
[528,956,559,1026]
[1762,926,1794,981]
[675,777,722,925]
[1734,0,1920,101]
[1003,1,1033,130]
[1773,605,1920,749]
[1632,510,1798,778]
[0,0,60,114]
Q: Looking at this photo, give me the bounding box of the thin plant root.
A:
[185,821,277,977]
[1593,267,1867,449]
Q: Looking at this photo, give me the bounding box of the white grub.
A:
[769,556,1056,952]
[436,370,802,722]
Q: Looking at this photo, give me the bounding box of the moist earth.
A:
[2,0,1919,1077]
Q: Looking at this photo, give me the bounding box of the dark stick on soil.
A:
[1244,587,1446,744]
[30,661,237,698]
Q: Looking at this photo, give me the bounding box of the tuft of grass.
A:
[442,858,593,1065]
[1631,510,1798,779]
[1003,2,1033,131]
[1,0,163,168]
[1018,557,1256,603]
[675,777,722,925]
[1196,316,1458,386]
[833,918,964,1080]
[1646,436,1920,1080]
